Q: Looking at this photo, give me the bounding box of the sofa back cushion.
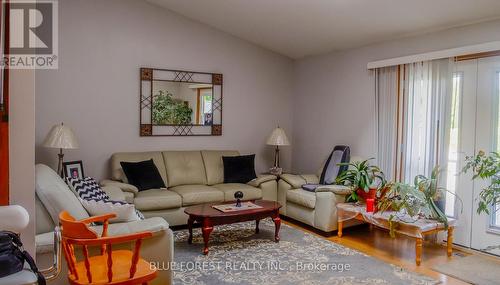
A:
[35,164,89,224]
[201,150,240,185]
[163,151,207,187]
[111,152,168,186]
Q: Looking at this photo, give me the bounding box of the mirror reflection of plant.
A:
[462,151,500,215]
[336,158,386,202]
[152,90,193,125]
[377,166,462,237]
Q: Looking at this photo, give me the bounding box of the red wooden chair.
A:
[59,211,157,285]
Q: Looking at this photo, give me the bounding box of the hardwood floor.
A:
[283,218,471,285]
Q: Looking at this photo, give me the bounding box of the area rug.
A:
[172,220,439,284]
[433,254,500,285]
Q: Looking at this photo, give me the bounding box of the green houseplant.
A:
[152,90,193,125]
[336,158,386,202]
[377,166,462,237]
[462,151,500,215]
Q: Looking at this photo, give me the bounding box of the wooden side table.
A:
[337,203,455,266]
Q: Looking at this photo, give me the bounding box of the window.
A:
[445,72,463,217]
[399,59,453,183]
[491,71,500,228]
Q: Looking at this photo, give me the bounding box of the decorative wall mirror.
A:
[140,68,223,136]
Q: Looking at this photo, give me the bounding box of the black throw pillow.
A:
[120,159,166,191]
[222,154,257,183]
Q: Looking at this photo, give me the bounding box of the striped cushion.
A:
[67,177,109,201]
[66,177,144,222]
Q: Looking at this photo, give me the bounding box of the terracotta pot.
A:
[356,188,377,201]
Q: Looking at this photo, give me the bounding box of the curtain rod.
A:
[367,41,500,69]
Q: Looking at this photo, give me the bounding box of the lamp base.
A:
[57,149,64,177]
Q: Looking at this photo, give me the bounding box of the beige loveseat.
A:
[278,156,362,233]
[34,164,174,285]
[101,150,278,226]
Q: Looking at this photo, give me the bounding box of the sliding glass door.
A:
[470,56,500,255]
[446,56,500,255]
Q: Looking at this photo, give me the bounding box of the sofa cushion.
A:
[163,151,207,187]
[111,152,168,186]
[133,189,182,211]
[212,183,262,201]
[79,199,143,223]
[169,185,224,206]
[35,164,89,223]
[201,150,239,185]
[286,189,316,209]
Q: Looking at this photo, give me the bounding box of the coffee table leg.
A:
[255,219,260,234]
[187,217,194,244]
[272,211,280,242]
[202,218,213,255]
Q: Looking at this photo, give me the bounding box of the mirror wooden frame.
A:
[139,67,223,136]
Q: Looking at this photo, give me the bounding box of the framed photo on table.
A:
[63,160,85,179]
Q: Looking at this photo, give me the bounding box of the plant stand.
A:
[337,203,455,266]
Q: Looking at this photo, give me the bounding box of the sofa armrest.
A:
[279,174,307,188]
[301,174,320,184]
[315,185,352,195]
[247,174,277,187]
[100,179,139,195]
[101,185,127,201]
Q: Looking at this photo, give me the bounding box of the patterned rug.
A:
[173,220,439,285]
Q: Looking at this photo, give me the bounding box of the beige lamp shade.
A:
[266,127,290,146]
[43,123,79,149]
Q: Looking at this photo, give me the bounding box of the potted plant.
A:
[462,151,500,215]
[336,158,386,202]
[377,166,462,237]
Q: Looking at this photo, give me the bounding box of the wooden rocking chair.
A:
[59,211,157,285]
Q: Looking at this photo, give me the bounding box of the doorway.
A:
[445,56,500,255]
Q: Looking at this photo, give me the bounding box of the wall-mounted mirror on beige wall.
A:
[140,68,223,136]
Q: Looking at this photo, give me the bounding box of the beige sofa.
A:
[101,150,278,226]
[278,156,362,233]
[34,164,174,285]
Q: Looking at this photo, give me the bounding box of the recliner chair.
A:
[278,155,363,233]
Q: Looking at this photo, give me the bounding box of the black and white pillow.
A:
[66,177,144,222]
[67,177,110,201]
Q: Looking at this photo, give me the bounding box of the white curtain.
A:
[401,58,454,183]
[376,66,399,181]
[376,58,454,183]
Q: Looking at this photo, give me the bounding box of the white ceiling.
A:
[148,0,500,59]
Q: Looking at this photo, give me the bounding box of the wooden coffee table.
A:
[184,200,282,255]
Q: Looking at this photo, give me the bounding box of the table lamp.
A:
[266,126,290,175]
[43,122,79,177]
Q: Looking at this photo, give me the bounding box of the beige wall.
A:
[10,69,36,255]
[291,19,500,173]
[35,0,294,180]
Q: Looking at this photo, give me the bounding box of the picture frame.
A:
[63,160,85,179]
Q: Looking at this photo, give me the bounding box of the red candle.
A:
[366,198,374,212]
